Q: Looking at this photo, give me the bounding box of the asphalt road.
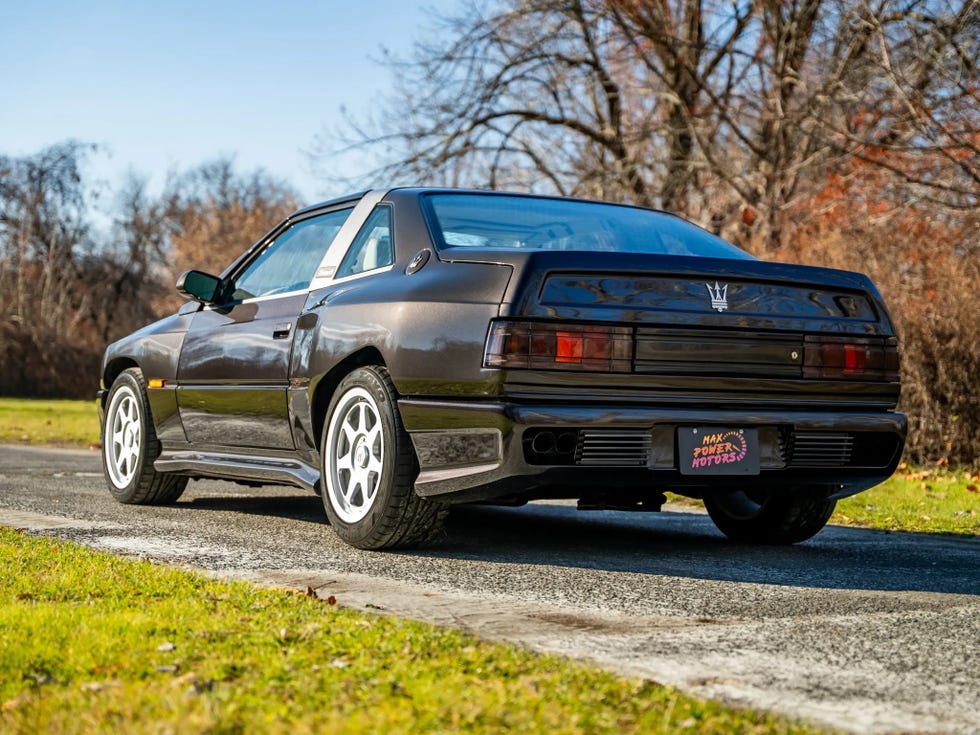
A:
[1,444,977,734]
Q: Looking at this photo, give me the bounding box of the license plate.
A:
[678,427,760,476]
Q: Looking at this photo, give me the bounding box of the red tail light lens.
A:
[555,332,584,363]
[485,321,633,372]
[803,336,899,381]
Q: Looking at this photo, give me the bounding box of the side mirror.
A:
[176,270,222,304]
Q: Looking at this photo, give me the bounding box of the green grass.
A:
[0,398,99,448]
[0,528,817,734]
[834,466,980,535]
[1,397,976,536]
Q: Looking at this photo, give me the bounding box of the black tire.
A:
[320,366,447,550]
[101,368,187,504]
[703,488,835,544]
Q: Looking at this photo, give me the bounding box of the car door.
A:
[176,207,353,449]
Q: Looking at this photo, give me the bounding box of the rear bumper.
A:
[399,398,906,503]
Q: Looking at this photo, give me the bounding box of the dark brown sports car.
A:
[99,188,905,549]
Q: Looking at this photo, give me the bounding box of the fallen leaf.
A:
[305,585,317,597]
[966,484,978,493]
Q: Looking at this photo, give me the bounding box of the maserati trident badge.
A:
[706,281,729,312]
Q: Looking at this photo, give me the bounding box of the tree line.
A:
[0,142,295,400]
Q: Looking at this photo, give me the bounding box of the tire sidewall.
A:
[704,488,835,544]
[320,367,401,545]
[101,370,152,502]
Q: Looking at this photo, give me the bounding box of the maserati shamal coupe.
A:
[99,188,906,549]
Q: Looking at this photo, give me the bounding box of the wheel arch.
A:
[310,346,387,451]
[102,357,140,405]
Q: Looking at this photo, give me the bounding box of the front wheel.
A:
[101,368,187,504]
[320,366,446,550]
[703,488,835,544]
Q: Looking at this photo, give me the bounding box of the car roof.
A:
[288,187,679,221]
[288,190,371,220]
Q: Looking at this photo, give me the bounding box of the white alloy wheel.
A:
[105,384,142,489]
[325,386,385,523]
[318,366,447,549]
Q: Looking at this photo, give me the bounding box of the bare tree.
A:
[839,0,980,210]
[321,1,666,204]
[0,141,95,335]
[0,142,102,396]
[80,172,173,343]
[322,0,978,245]
[163,157,297,280]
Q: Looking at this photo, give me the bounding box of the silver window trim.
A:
[203,288,309,310]
[308,189,390,291]
[329,264,395,286]
[203,189,391,310]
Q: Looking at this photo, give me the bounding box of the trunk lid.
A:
[446,249,899,401]
[442,249,890,334]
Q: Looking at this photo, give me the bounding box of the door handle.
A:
[272,323,292,339]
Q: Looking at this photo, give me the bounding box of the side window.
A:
[335,207,393,279]
[232,208,352,301]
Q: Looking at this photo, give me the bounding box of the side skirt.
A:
[154,450,320,494]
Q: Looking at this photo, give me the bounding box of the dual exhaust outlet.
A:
[525,429,578,463]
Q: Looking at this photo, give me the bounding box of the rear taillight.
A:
[484,320,633,372]
[803,336,899,381]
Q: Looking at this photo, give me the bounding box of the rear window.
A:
[425,194,753,260]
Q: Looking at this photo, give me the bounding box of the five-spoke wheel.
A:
[320,366,446,549]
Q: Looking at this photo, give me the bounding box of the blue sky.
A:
[0,0,460,204]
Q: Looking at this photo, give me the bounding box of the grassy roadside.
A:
[0,398,99,448]
[1,397,976,536]
[0,528,816,735]
[834,466,979,535]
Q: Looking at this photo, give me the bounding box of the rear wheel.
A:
[703,488,835,544]
[320,366,446,550]
[101,368,187,504]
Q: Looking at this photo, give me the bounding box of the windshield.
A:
[425,194,753,260]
